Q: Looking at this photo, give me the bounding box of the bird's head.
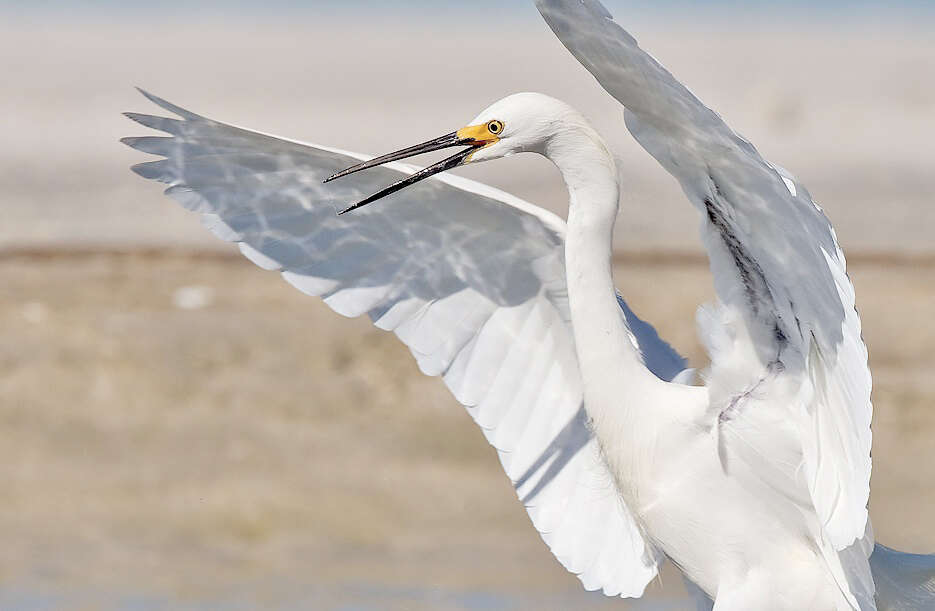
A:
[324,92,573,214]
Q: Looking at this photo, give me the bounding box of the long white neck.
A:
[544,120,666,441]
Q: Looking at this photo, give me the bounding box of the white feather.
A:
[122,89,684,598]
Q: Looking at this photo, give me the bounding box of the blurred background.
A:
[1,1,933,609]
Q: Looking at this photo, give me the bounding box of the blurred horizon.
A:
[3,5,933,256]
[2,0,935,19]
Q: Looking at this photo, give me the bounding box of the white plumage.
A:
[123,0,935,608]
[122,90,678,597]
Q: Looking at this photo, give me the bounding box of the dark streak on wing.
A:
[716,358,786,471]
[704,195,791,365]
[719,360,786,425]
[774,324,788,345]
[704,198,771,316]
[706,194,793,424]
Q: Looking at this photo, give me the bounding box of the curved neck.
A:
[546,122,661,435]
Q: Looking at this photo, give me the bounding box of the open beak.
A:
[323,128,494,215]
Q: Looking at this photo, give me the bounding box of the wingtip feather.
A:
[130,159,174,183]
[135,87,203,120]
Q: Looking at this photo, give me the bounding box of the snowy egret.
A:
[122,0,934,607]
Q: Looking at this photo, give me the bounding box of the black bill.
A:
[323,131,484,215]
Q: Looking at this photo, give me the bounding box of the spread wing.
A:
[536,0,872,550]
[122,90,688,597]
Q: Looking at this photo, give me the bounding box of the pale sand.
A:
[0,253,931,609]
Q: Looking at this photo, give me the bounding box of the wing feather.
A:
[123,90,682,598]
[536,0,872,549]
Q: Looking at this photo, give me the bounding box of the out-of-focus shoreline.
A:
[4,246,935,268]
[2,20,933,255]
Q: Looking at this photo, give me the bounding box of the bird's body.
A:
[122,0,935,608]
[512,94,860,610]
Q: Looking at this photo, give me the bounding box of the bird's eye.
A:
[487,120,504,135]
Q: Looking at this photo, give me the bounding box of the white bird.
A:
[122,0,935,608]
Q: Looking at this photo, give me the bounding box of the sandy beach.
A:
[0,253,932,609]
